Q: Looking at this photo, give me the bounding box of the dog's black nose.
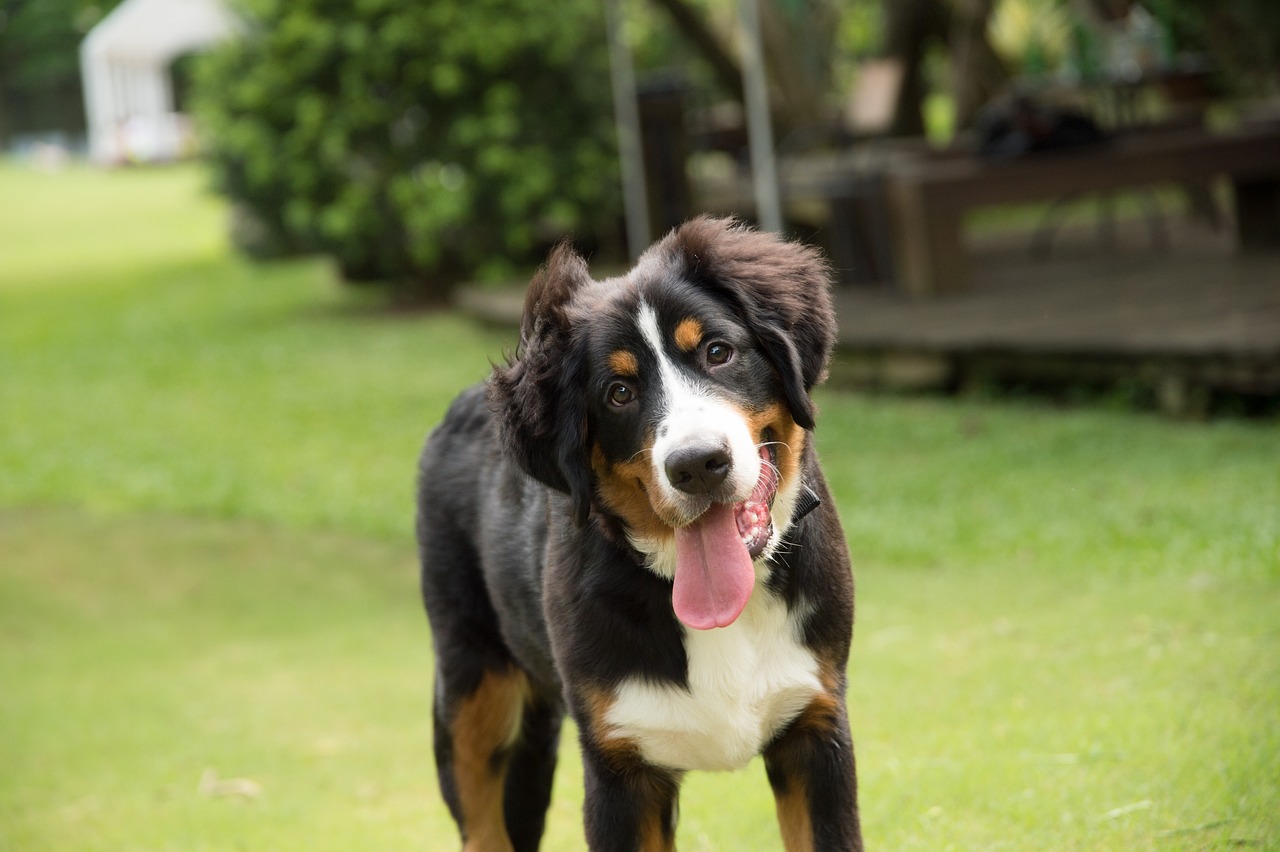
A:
[665,443,732,495]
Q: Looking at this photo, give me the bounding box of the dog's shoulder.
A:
[417,383,508,532]
[430,382,491,440]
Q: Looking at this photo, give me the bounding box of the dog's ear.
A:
[657,217,835,430]
[489,242,594,524]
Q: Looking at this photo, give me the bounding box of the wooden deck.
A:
[833,222,1280,411]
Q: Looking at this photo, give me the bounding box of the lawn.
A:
[1,160,1277,850]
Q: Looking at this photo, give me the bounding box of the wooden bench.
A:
[884,123,1280,295]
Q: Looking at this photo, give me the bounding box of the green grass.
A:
[2,159,1278,850]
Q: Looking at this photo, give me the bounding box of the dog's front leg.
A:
[580,745,681,852]
[763,699,863,852]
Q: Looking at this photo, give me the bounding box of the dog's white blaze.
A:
[604,586,822,771]
[636,302,760,515]
[628,302,805,579]
[609,304,822,771]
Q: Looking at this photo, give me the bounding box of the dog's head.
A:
[489,217,835,628]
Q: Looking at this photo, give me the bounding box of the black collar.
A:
[793,483,821,522]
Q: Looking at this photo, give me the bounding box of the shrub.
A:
[194,0,621,297]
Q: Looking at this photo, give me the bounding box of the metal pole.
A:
[604,0,651,259]
[739,0,782,232]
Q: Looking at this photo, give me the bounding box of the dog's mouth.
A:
[671,441,779,631]
[735,443,779,558]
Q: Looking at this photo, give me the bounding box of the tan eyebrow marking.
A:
[608,349,639,377]
[674,317,703,352]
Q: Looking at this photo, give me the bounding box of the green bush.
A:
[194,0,620,297]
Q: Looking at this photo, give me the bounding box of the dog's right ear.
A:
[488,242,594,522]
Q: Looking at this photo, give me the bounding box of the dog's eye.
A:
[607,382,636,407]
[706,342,734,366]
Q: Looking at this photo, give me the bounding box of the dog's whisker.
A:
[757,439,793,452]
[626,447,655,465]
[770,537,801,558]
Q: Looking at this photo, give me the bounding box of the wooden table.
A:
[882,124,1280,296]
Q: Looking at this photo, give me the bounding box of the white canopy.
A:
[80,0,238,164]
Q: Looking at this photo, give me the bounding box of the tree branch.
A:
[647,0,745,102]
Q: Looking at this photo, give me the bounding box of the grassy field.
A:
[2,160,1277,850]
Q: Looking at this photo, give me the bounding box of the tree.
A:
[194,0,620,298]
[0,0,125,145]
[879,0,1010,137]
[1129,0,1280,95]
[646,0,844,139]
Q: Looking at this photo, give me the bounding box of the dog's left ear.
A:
[489,242,594,523]
[659,217,836,429]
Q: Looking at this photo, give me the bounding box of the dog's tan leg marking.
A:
[774,777,815,852]
[453,666,529,852]
[632,768,678,852]
[771,664,844,852]
[638,804,676,852]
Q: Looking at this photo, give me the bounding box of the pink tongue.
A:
[672,502,756,630]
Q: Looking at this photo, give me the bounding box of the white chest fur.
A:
[603,588,820,772]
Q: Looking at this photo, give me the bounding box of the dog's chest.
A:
[603,589,821,772]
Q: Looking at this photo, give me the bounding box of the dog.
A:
[417,217,861,851]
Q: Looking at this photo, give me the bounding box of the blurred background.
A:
[7,0,1280,409]
[2,0,1278,849]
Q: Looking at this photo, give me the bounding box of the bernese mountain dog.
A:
[417,217,861,851]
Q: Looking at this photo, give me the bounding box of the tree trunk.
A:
[759,0,839,140]
[881,0,949,137]
[646,0,840,141]
[648,0,744,102]
[948,0,1008,131]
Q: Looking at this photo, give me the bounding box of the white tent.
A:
[80,0,238,164]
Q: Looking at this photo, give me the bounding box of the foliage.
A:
[0,0,125,141]
[986,0,1280,94]
[1151,0,1280,94]
[989,0,1072,76]
[193,0,620,294]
